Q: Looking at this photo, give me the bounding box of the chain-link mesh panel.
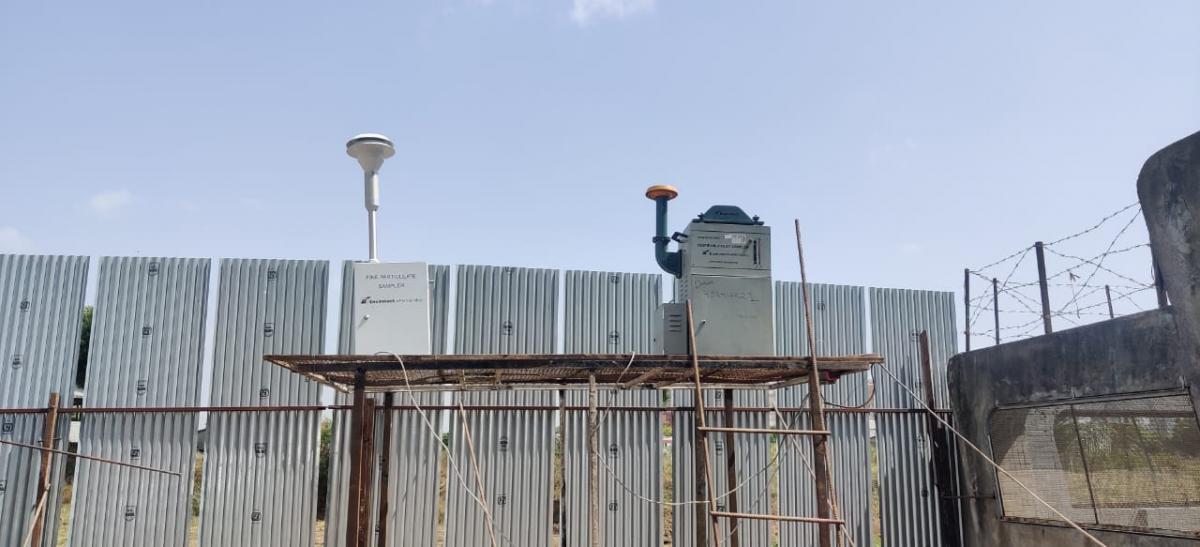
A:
[990,394,1200,534]
[990,405,1095,523]
[1074,395,1200,532]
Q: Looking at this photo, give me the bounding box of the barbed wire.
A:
[1055,207,1143,315]
[963,201,1158,346]
[1043,202,1140,246]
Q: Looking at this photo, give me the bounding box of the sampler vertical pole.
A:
[1035,242,1052,334]
[1105,285,1115,319]
[963,269,971,351]
[992,277,1001,346]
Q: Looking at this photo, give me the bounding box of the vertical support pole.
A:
[919,332,962,547]
[722,389,741,547]
[359,398,377,547]
[588,374,600,547]
[346,369,369,547]
[796,221,835,547]
[991,277,1000,346]
[1034,242,1053,334]
[557,388,568,542]
[963,269,971,351]
[687,300,723,546]
[375,393,395,547]
[29,392,60,547]
[1153,258,1169,308]
[1105,285,1115,319]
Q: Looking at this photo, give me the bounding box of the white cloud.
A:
[87,190,133,218]
[571,0,655,24]
[0,227,33,253]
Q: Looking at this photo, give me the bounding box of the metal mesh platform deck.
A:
[264,353,881,393]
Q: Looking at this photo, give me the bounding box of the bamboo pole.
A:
[687,300,723,546]
[795,220,837,547]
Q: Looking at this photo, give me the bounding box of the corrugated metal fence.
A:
[0,254,958,547]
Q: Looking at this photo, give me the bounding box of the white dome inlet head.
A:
[346,133,395,173]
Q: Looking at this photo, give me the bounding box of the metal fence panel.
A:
[775,412,873,547]
[0,254,88,547]
[206,259,327,406]
[452,265,558,355]
[561,270,662,547]
[775,282,869,404]
[0,254,89,407]
[69,256,210,547]
[199,411,322,546]
[325,262,449,547]
[869,288,957,547]
[0,414,54,547]
[868,288,956,410]
[445,265,557,547]
[673,389,771,547]
[775,282,872,547]
[875,412,944,547]
[79,257,210,407]
[198,259,328,547]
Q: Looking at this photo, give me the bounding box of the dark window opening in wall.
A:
[989,393,1200,535]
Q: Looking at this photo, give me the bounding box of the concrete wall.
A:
[948,307,1200,546]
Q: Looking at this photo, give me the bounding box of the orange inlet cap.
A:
[645,185,679,200]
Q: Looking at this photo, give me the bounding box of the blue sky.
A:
[2,0,1198,304]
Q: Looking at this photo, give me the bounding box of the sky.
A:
[2,0,1199,309]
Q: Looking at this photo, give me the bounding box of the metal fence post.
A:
[918,332,961,546]
[992,277,1000,346]
[1105,285,1115,319]
[1034,242,1052,334]
[963,269,971,351]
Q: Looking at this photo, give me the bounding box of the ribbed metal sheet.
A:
[775,282,869,404]
[869,287,958,547]
[775,412,873,547]
[0,254,90,407]
[868,288,956,410]
[775,282,872,547]
[206,259,327,407]
[380,390,443,547]
[875,412,945,547]
[561,270,662,547]
[445,265,557,547]
[0,254,88,547]
[69,256,210,547]
[452,265,558,355]
[0,415,53,547]
[673,389,771,547]
[325,262,449,547]
[199,411,320,545]
[561,270,660,355]
[198,259,328,546]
